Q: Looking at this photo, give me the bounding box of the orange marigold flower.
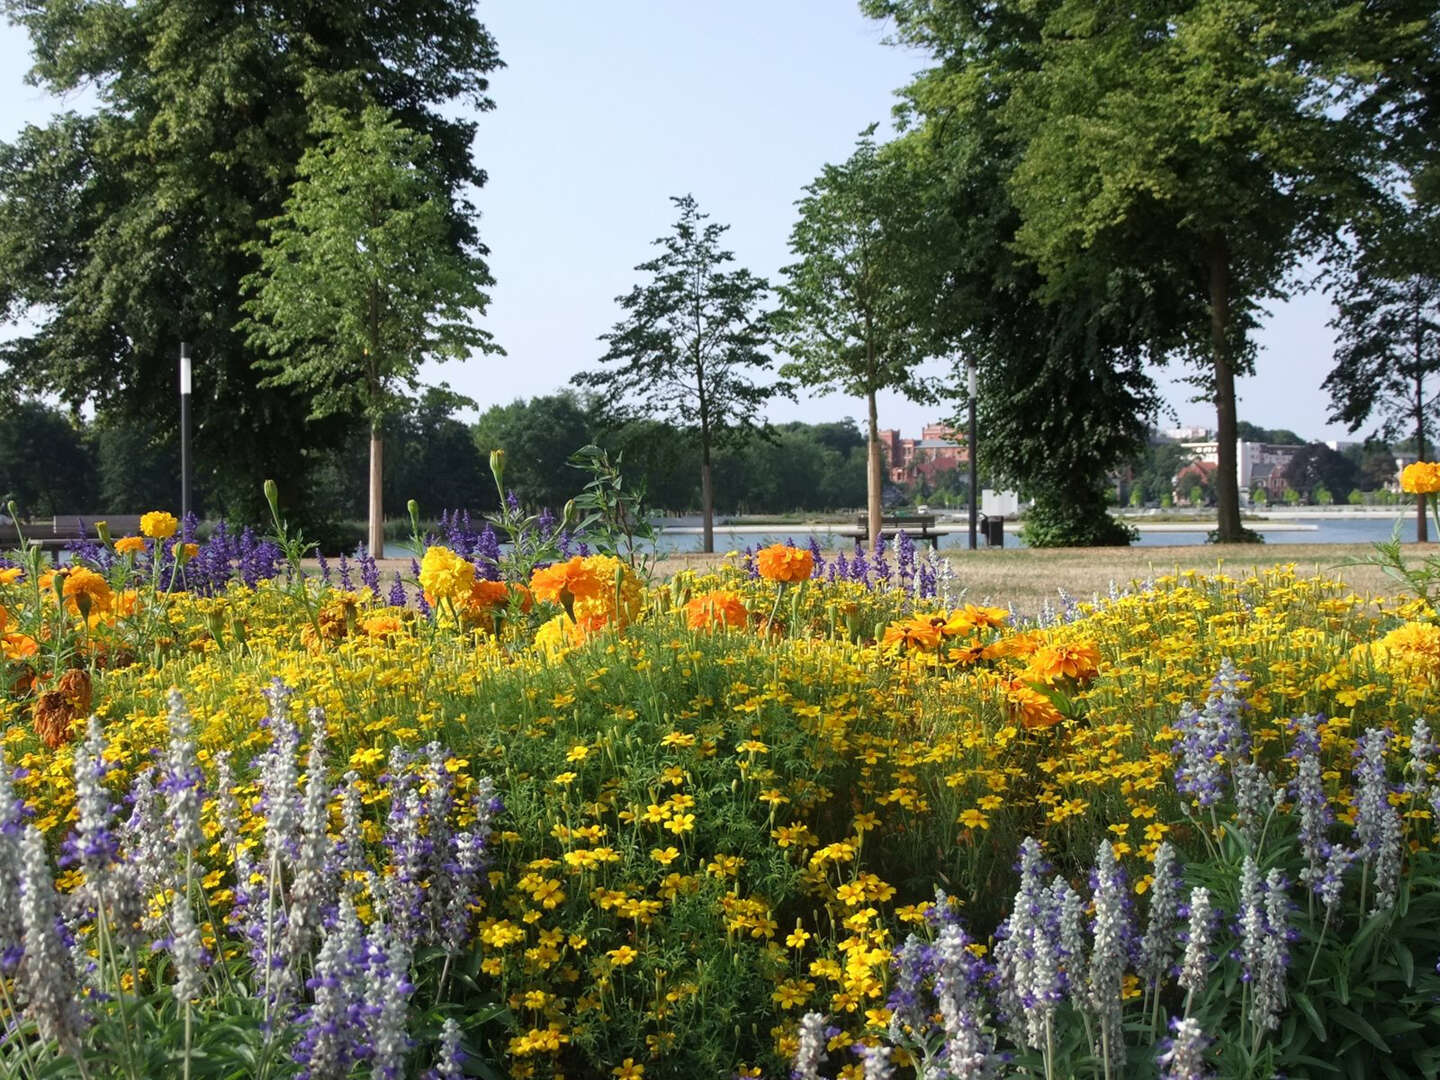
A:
[62,566,113,616]
[360,612,407,639]
[881,616,943,651]
[1026,641,1102,684]
[2,632,38,661]
[140,511,179,539]
[685,590,748,630]
[0,567,21,585]
[1401,461,1440,495]
[755,544,814,583]
[1006,680,1064,731]
[467,578,512,611]
[114,536,147,556]
[530,556,605,605]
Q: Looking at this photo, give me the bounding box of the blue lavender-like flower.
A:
[896,530,915,585]
[317,551,332,584]
[338,552,354,591]
[833,550,849,582]
[357,544,381,591]
[873,535,891,584]
[807,536,826,578]
[1173,659,1252,808]
[849,546,870,587]
[1157,1017,1213,1080]
[1353,726,1402,913]
[1288,714,1332,894]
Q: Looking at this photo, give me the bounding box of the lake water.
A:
[385,512,1432,558]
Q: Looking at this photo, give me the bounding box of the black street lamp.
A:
[180,343,192,522]
[967,357,978,550]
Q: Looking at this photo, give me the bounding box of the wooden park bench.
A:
[839,512,951,549]
[0,514,146,558]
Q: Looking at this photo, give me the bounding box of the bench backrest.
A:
[856,512,936,527]
[0,515,147,545]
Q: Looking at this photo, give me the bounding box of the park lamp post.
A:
[967,356,978,550]
[179,342,192,523]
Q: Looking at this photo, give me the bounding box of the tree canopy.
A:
[0,0,501,523]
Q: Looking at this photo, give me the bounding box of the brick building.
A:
[878,424,969,485]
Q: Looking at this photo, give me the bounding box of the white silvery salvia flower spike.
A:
[1140,841,1182,1031]
[365,914,414,1080]
[1179,886,1212,1017]
[1407,716,1434,798]
[169,889,207,1006]
[259,679,300,862]
[284,708,334,972]
[339,769,367,892]
[1158,1017,1213,1080]
[18,824,84,1052]
[163,689,205,861]
[1249,869,1292,1052]
[1087,840,1129,1079]
[71,715,120,909]
[1353,726,1403,914]
[1052,876,1088,1014]
[932,922,997,1079]
[121,766,169,934]
[425,1016,465,1080]
[792,1012,832,1080]
[294,894,367,1079]
[1238,856,1265,995]
[213,750,242,859]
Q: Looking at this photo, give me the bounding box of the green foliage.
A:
[473,392,603,509]
[1019,486,1137,548]
[0,399,97,517]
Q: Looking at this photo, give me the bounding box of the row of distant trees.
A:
[0,391,890,530]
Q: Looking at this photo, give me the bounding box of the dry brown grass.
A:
[651,542,1437,616]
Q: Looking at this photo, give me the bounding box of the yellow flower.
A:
[418,546,475,605]
[1401,461,1440,494]
[607,945,638,966]
[114,536,147,556]
[650,846,679,865]
[612,1058,644,1080]
[61,566,113,616]
[140,511,179,539]
[958,808,989,830]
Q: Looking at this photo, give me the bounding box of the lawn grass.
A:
[649,541,1434,614]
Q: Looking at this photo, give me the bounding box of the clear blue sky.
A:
[0,1,1349,441]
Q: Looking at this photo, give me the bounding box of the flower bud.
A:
[263,479,279,511]
[489,449,506,489]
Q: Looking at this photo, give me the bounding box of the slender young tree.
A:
[1324,210,1440,540]
[573,195,778,552]
[775,131,934,548]
[240,105,498,555]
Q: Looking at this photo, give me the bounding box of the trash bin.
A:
[982,514,1004,547]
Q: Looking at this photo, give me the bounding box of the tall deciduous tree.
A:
[0,0,500,522]
[573,195,778,553]
[1324,208,1440,540]
[776,131,934,548]
[240,106,498,555]
[867,0,1409,542]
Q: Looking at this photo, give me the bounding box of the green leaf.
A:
[1328,1006,1392,1052]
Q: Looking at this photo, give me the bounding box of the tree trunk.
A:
[368,421,384,558]
[1417,351,1428,544]
[866,388,883,549]
[1209,236,1243,541]
[700,428,714,554]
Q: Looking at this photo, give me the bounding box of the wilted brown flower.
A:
[32,669,91,749]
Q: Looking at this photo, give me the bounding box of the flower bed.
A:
[3,524,1440,1078]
